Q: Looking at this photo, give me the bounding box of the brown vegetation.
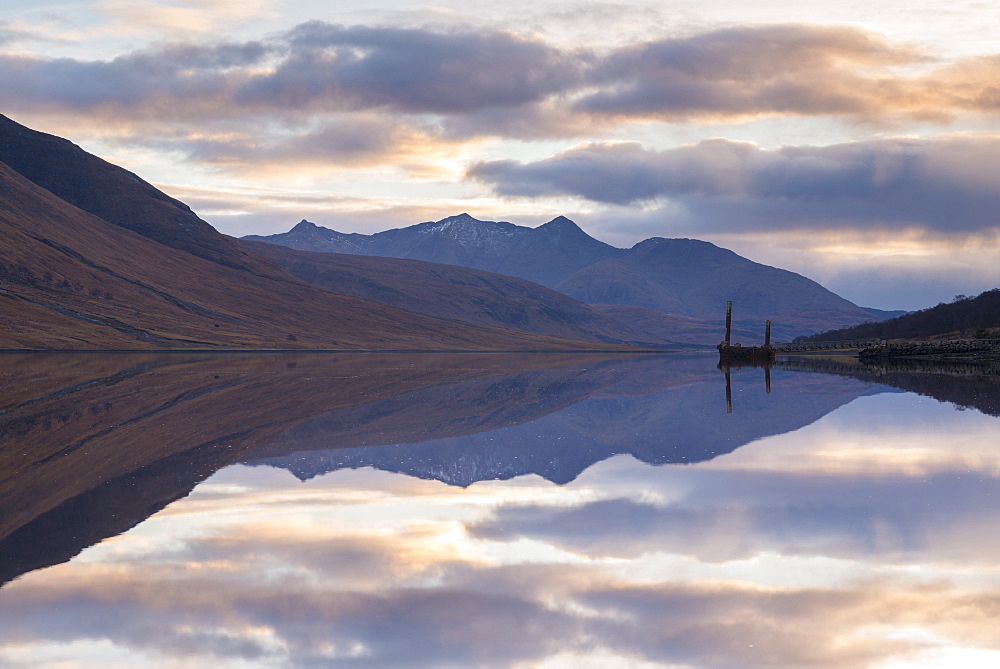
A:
[241,239,664,346]
[0,159,622,351]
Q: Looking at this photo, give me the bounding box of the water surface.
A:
[1,352,999,668]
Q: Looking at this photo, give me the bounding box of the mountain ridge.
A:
[0,115,629,351]
[247,216,892,339]
[0,113,261,272]
[245,213,624,288]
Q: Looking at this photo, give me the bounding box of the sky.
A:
[2,0,999,310]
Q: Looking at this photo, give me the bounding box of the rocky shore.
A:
[859,339,1000,361]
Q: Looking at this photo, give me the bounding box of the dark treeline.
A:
[797,288,1000,342]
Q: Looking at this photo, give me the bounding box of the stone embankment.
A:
[858,339,1000,360]
[776,340,880,353]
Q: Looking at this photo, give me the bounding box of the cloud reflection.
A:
[3,392,1000,668]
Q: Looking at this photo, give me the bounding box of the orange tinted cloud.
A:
[1,22,1000,165]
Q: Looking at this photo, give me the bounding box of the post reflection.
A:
[718,360,774,413]
[1,353,999,668]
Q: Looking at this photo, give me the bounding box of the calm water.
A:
[2,352,1000,668]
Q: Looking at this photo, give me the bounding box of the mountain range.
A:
[245,214,619,288]
[0,111,902,350]
[246,215,902,342]
[0,114,630,351]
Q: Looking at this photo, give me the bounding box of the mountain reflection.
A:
[251,357,873,485]
[3,353,1000,667]
[2,351,873,585]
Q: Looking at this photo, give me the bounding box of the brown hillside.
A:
[0,113,257,271]
[241,239,666,346]
[0,160,615,351]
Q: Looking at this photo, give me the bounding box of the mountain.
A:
[0,115,623,351]
[244,214,624,287]
[0,114,256,272]
[556,237,884,336]
[240,239,668,346]
[247,218,891,340]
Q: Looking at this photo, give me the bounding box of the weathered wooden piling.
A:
[717,302,775,364]
[725,300,733,346]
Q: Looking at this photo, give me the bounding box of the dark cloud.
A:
[248,22,584,114]
[0,51,239,114]
[470,137,1000,233]
[127,40,271,72]
[0,23,578,118]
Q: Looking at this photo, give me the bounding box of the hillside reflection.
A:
[778,355,1000,416]
[1,352,872,585]
[3,353,1000,667]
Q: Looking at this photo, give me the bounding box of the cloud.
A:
[3,22,1000,148]
[575,24,939,122]
[0,22,31,47]
[257,22,583,115]
[0,42,268,117]
[469,136,1000,234]
[0,23,578,120]
[0,22,586,169]
[5,17,1000,264]
[5,527,1000,668]
[470,466,1000,563]
[150,115,460,171]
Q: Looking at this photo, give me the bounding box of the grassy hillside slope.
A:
[0,160,611,351]
[241,239,666,346]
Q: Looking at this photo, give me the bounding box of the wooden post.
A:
[725,301,732,346]
[765,320,771,347]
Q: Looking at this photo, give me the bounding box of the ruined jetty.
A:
[717,301,775,364]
